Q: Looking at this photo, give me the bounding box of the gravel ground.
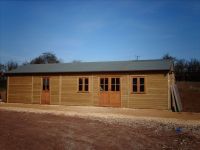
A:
[1,104,200,135]
[0,108,200,150]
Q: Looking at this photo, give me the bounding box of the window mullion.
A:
[104,78,105,91]
[109,78,110,91]
[83,78,85,91]
[115,78,117,91]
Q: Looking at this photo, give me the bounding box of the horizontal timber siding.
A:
[7,72,169,109]
[8,76,32,103]
[33,76,41,104]
[128,73,168,109]
[61,75,93,106]
[92,75,99,106]
[121,75,129,107]
[50,76,59,105]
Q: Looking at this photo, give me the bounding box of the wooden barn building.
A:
[5,59,174,110]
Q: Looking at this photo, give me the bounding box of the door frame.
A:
[99,76,121,107]
[41,77,50,104]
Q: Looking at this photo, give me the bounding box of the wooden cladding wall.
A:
[92,75,100,106]
[121,75,129,108]
[33,76,41,104]
[7,72,169,109]
[128,74,168,109]
[61,76,93,106]
[50,76,60,105]
[8,76,32,103]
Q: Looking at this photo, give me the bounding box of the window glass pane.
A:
[133,85,137,92]
[43,78,46,90]
[100,78,104,84]
[79,78,83,84]
[140,85,144,92]
[79,85,82,91]
[43,78,49,91]
[46,79,49,91]
[105,78,108,84]
[111,78,115,84]
[46,78,49,85]
[133,78,137,84]
[85,84,88,91]
[44,79,47,86]
[46,85,49,91]
[140,78,144,84]
[116,78,120,84]
[100,84,104,91]
[116,85,120,91]
[111,84,115,91]
[105,85,108,91]
[46,78,48,84]
[43,85,45,91]
[85,78,88,84]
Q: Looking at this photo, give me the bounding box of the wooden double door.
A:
[41,77,50,104]
[99,77,121,107]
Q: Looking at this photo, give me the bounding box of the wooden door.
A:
[41,77,50,104]
[99,78,109,106]
[99,77,121,107]
[109,78,121,107]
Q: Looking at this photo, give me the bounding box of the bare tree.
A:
[5,61,18,71]
[173,58,200,81]
[0,63,5,72]
[162,53,176,61]
[174,59,188,81]
[187,59,200,81]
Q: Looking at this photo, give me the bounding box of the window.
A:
[132,77,145,93]
[140,78,145,92]
[78,77,89,92]
[43,77,49,91]
[100,78,108,91]
[85,78,89,91]
[111,78,120,91]
[132,78,137,92]
[79,78,83,91]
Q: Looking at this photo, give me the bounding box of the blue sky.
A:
[0,0,200,64]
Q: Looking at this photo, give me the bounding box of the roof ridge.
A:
[22,59,169,66]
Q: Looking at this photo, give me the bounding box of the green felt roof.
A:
[6,59,173,75]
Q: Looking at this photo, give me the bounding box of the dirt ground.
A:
[1,81,199,149]
[177,82,200,112]
[0,105,200,150]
